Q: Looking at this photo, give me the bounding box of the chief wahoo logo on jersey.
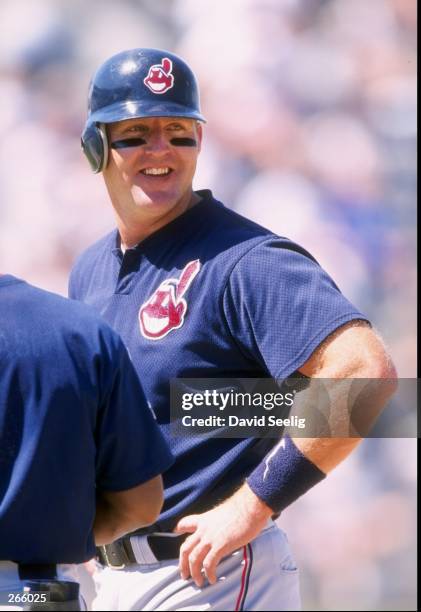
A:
[143,58,175,94]
[139,260,201,340]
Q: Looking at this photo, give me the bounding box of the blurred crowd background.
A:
[0,0,416,610]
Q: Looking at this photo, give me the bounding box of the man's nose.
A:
[143,130,170,154]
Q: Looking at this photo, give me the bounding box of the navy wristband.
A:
[246,434,326,513]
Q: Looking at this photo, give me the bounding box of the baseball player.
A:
[70,48,396,611]
[0,274,173,610]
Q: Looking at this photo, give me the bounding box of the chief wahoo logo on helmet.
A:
[139,260,201,340]
[143,58,175,94]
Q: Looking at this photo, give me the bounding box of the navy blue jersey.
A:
[69,190,368,530]
[0,275,173,563]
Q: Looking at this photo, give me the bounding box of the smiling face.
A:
[103,116,202,239]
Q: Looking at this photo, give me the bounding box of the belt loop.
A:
[129,536,159,564]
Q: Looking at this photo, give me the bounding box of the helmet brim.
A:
[89,100,206,125]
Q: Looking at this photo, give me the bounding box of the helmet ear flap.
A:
[81,123,109,173]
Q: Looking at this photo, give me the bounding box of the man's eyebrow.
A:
[165,120,188,127]
[112,120,190,136]
[118,123,148,134]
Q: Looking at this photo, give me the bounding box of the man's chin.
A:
[132,191,177,210]
[131,185,192,214]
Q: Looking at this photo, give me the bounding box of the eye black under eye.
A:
[169,137,198,147]
[111,138,147,149]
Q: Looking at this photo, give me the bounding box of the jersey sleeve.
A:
[94,326,174,491]
[222,238,369,379]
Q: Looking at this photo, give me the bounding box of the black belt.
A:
[18,564,57,580]
[97,533,188,568]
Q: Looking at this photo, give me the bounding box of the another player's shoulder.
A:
[10,276,119,350]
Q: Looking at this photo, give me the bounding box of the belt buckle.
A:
[97,542,128,569]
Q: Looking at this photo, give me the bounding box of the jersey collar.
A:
[111,190,219,256]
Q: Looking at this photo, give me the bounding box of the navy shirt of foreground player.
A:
[69,190,369,531]
[0,275,173,563]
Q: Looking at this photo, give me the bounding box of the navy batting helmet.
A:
[81,48,206,173]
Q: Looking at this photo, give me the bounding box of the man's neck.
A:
[117,191,202,251]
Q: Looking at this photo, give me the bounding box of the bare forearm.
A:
[94,477,164,545]
[94,497,137,546]
[291,437,361,474]
[294,322,397,473]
